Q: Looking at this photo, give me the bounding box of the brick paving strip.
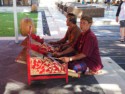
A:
[41,11,51,36]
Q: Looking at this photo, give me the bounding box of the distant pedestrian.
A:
[116,0,125,42]
[107,0,111,10]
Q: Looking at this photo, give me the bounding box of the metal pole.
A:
[13,0,19,43]
[0,0,1,6]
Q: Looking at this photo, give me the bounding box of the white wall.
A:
[39,0,58,7]
[39,0,77,7]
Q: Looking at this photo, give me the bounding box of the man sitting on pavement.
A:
[49,13,81,51]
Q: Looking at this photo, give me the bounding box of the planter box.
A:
[57,2,105,17]
[67,6,104,17]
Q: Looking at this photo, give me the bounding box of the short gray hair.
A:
[81,15,93,23]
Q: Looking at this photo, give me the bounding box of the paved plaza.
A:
[0,3,125,94]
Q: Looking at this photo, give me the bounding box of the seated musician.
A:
[53,15,103,75]
[49,13,81,51]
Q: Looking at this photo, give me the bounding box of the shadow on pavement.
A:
[0,39,104,94]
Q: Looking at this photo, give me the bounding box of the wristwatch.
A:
[69,57,73,62]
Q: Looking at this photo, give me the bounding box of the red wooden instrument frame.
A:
[26,35,68,85]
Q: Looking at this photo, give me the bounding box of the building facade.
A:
[0,0,38,6]
[0,0,121,6]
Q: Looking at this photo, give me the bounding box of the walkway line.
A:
[41,11,51,36]
[94,57,125,94]
[36,12,43,38]
[47,7,67,38]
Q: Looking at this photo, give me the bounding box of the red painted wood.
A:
[26,33,68,85]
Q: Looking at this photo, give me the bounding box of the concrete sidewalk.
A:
[36,4,119,39]
[39,5,125,94]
